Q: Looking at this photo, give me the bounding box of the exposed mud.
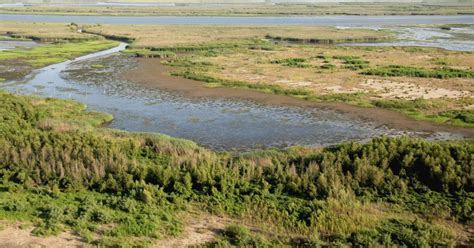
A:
[0,40,39,51]
[0,59,32,81]
[123,58,474,137]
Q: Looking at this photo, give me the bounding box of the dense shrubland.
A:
[0,91,473,246]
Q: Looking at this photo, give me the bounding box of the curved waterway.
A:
[1,14,473,26]
[1,43,410,150]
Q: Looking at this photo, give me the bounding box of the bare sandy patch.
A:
[156,214,230,248]
[0,222,85,248]
[324,85,365,94]
[362,78,471,100]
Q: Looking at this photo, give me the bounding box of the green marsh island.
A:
[0,1,473,247]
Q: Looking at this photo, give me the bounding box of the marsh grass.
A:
[0,22,99,42]
[0,40,118,67]
[334,55,370,70]
[83,25,392,49]
[373,98,474,127]
[363,65,474,79]
[122,48,176,58]
[0,3,471,16]
[271,57,310,68]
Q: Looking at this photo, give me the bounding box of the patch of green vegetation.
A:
[265,31,393,44]
[0,189,181,246]
[172,70,312,97]
[197,224,279,247]
[122,48,176,58]
[140,39,268,53]
[373,99,474,127]
[347,219,455,247]
[271,57,310,68]
[0,40,118,68]
[363,65,474,79]
[309,92,371,106]
[320,63,336,70]
[91,64,105,69]
[334,55,369,70]
[439,109,474,124]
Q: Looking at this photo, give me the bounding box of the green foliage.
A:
[122,48,176,58]
[373,99,474,127]
[0,40,118,67]
[348,219,453,247]
[363,65,474,79]
[221,225,252,245]
[172,71,312,97]
[333,55,369,70]
[197,225,274,247]
[271,57,310,68]
[320,63,336,70]
[439,110,474,124]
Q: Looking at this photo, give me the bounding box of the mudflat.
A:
[123,58,474,137]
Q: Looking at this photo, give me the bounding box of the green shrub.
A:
[333,55,369,70]
[363,65,474,78]
[271,57,310,68]
[320,63,336,69]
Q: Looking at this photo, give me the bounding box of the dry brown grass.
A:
[0,3,471,16]
[0,22,99,41]
[198,45,474,100]
[83,24,392,48]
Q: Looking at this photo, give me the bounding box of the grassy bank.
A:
[0,3,472,16]
[0,40,118,67]
[0,90,473,246]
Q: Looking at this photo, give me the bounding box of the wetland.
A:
[0,13,473,246]
[2,22,473,150]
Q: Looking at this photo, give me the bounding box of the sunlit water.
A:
[342,26,474,51]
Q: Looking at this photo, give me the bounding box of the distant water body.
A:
[0,14,473,26]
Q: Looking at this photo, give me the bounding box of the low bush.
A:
[363,65,474,79]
